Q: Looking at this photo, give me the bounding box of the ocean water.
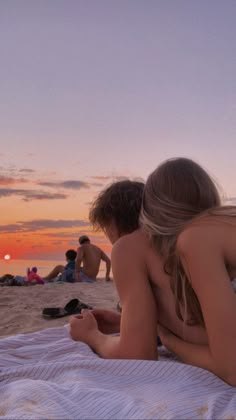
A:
[0,259,106,277]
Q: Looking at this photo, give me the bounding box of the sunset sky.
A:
[0,0,236,260]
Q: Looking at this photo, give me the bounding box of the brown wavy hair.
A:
[89,180,144,235]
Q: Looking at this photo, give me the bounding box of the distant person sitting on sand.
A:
[44,249,77,283]
[0,269,44,286]
[0,274,22,286]
[27,267,44,284]
[75,235,111,283]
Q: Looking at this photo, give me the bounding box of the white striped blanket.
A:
[0,326,235,419]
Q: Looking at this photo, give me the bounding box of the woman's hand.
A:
[92,309,121,334]
[158,325,182,353]
[70,309,99,345]
[159,325,215,374]
[70,309,121,358]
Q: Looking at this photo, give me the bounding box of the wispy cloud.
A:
[42,232,84,238]
[31,243,45,249]
[90,176,112,181]
[0,188,68,201]
[19,168,36,173]
[0,176,28,185]
[0,219,90,234]
[22,191,68,201]
[90,175,127,182]
[51,241,63,246]
[37,180,90,190]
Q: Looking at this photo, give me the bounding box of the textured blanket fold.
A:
[0,326,235,419]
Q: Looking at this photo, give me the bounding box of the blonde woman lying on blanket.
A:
[70,159,236,386]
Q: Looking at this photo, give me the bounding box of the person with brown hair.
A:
[87,179,145,332]
[89,179,145,242]
[75,235,111,282]
[70,160,236,385]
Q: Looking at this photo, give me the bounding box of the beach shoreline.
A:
[0,278,118,338]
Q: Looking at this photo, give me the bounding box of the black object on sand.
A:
[42,298,93,318]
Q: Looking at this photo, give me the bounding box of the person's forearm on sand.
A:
[105,260,111,280]
[101,252,111,281]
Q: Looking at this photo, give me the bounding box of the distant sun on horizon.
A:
[4,254,11,260]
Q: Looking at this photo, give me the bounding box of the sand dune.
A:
[0,278,119,338]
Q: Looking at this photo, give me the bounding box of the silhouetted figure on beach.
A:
[74,236,111,283]
[44,249,77,283]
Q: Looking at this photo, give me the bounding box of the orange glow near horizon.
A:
[0,184,111,259]
[0,229,111,260]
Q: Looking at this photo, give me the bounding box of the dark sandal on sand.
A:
[42,298,93,318]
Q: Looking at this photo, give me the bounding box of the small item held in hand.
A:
[42,298,93,318]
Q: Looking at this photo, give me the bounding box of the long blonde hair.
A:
[140,157,236,325]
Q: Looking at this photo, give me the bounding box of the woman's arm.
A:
[176,227,236,385]
[70,234,158,360]
[111,236,158,359]
[159,325,213,369]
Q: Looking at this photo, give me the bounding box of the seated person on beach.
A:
[26,267,44,284]
[70,159,236,386]
[0,274,26,286]
[0,269,44,286]
[44,249,77,283]
[75,235,111,283]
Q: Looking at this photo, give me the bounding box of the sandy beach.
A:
[0,278,119,338]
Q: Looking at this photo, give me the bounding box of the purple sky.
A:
[0,0,235,259]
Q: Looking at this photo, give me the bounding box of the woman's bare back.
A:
[143,238,208,344]
[128,230,208,345]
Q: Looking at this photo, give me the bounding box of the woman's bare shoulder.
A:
[177,215,236,254]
